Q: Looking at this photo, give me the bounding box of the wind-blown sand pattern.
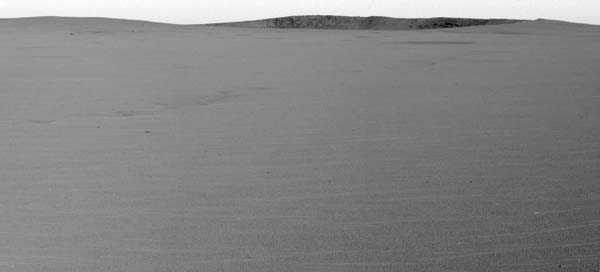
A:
[1,17,599,271]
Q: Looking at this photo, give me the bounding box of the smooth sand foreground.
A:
[1,18,599,271]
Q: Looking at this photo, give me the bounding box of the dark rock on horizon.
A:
[207,15,523,30]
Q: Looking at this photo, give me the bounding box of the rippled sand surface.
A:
[1,18,599,271]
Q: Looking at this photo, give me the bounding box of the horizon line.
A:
[0,15,597,26]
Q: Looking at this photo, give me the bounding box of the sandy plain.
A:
[1,17,599,271]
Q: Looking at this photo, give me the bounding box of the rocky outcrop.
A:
[208,16,523,30]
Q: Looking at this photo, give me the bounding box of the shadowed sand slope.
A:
[1,18,600,271]
[207,15,524,30]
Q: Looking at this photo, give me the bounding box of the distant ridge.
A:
[206,15,524,30]
[3,16,596,33]
[0,16,174,27]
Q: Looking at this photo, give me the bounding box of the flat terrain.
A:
[1,17,599,271]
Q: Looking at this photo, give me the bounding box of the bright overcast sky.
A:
[0,0,598,25]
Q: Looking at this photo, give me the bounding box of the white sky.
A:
[0,0,598,25]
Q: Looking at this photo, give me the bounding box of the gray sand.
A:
[1,18,599,271]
